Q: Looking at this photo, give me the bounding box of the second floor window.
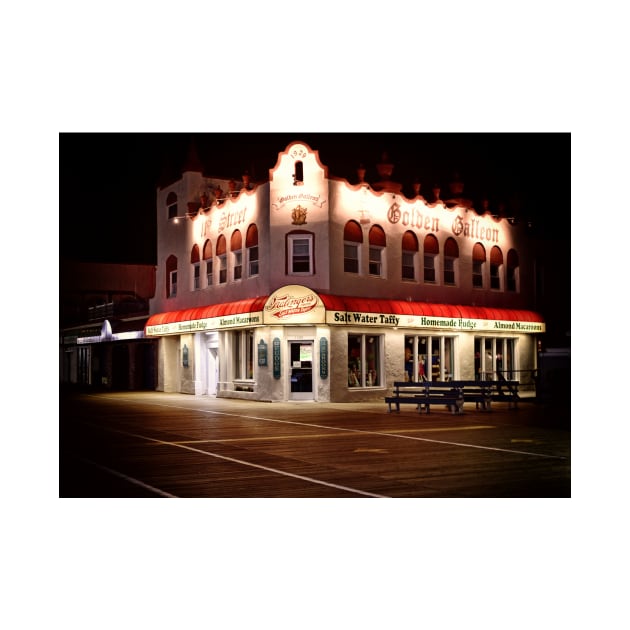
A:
[219,255,227,284]
[166,255,177,298]
[402,231,419,281]
[246,224,259,277]
[368,225,386,278]
[288,234,313,274]
[443,257,455,285]
[217,235,227,284]
[424,254,436,283]
[248,245,259,276]
[423,234,439,283]
[344,220,363,274]
[490,263,501,290]
[192,263,200,290]
[472,243,486,289]
[473,261,484,288]
[233,251,242,280]
[443,237,458,286]
[402,251,415,280]
[203,239,213,287]
[490,246,503,290]
[369,247,383,276]
[169,270,178,297]
[191,244,200,290]
[344,243,359,273]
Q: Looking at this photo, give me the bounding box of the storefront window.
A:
[231,329,255,382]
[475,337,515,380]
[348,334,381,387]
[405,335,454,381]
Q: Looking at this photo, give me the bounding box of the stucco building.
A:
[145,140,544,402]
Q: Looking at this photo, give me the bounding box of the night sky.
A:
[59,132,569,265]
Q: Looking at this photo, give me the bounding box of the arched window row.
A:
[167,224,260,293]
[340,221,519,291]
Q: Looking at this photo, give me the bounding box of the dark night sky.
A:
[60,132,569,265]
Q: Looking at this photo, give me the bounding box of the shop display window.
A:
[405,335,454,381]
[475,337,515,380]
[348,334,381,387]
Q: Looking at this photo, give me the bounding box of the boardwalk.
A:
[59,389,570,498]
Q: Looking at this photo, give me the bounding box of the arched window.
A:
[246,224,259,277]
[203,239,213,287]
[368,225,386,277]
[507,249,519,292]
[166,192,178,220]
[294,161,304,185]
[443,237,459,286]
[166,255,178,298]
[472,243,486,288]
[231,229,243,281]
[190,244,200,290]
[423,234,439,283]
[216,234,227,284]
[402,230,419,281]
[490,246,503,290]
[344,220,363,273]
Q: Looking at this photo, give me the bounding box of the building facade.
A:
[60,261,157,390]
[145,140,544,402]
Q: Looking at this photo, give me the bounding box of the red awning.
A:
[318,294,544,323]
[146,292,543,330]
[145,296,268,328]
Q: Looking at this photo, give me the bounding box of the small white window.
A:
[219,255,227,284]
[424,254,436,283]
[402,251,415,280]
[344,243,360,273]
[192,262,200,290]
[288,234,313,275]
[369,247,383,277]
[233,251,242,281]
[248,245,259,276]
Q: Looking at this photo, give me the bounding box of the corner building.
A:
[146,140,544,402]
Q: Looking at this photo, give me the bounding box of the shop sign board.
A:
[326,311,545,333]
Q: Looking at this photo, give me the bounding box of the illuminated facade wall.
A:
[147,141,542,402]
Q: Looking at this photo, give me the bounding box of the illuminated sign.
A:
[387,206,500,244]
[146,312,263,336]
[326,311,544,333]
[263,285,326,324]
[272,193,327,212]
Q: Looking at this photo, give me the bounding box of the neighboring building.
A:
[145,140,545,402]
[60,261,157,389]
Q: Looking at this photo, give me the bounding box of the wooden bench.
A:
[385,381,463,415]
[385,379,520,414]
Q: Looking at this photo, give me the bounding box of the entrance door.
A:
[207,347,219,396]
[289,341,313,400]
